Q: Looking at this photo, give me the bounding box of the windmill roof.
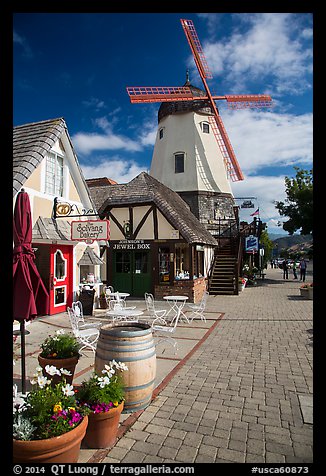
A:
[158,81,214,123]
[88,172,217,246]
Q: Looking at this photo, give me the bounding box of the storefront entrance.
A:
[112,250,151,297]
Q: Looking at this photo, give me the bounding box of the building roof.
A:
[158,80,213,124]
[86,177,118,187]
[13,118,66,196]
[89,172,217,246]
[78,246,104,265]
[32,216,71,242]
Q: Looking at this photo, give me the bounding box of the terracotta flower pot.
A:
[13,415,88,463]
[82,402,124,449]
[38,354,79,386]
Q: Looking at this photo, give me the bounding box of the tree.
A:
[259,230,274,267]
[274,167,313,235]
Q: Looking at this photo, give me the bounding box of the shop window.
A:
[193,246,204,279]
[159,247,170,283]
[45,152,64,196]
[175,244,190,279]
[174,153,185,174]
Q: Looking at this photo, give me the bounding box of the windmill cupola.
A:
[158,73,215,124]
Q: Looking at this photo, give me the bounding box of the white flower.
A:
[62,383,74,396]
[37,375,49,388]
[60,368,72,376]
[45,365,61,376]
[97,376,111,388]
[56,329,66,335]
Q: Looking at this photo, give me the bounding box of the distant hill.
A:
[272,234,313,250]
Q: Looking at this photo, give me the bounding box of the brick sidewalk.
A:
[89,267,313,464]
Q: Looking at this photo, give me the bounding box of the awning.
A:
[78,246,104,265]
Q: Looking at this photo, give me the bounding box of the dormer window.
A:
[45,152,64,196]
[174,152,185,173]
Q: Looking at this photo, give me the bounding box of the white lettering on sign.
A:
[71,220,110,243]
[112,240,151,250]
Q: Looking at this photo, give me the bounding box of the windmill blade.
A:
[126,86,195,103]
[181,19,213,80]
[207,115,244,182]
[225,94,273,109]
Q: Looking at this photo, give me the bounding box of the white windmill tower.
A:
[127,19,272,235]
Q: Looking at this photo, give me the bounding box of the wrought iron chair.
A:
[151,306,182,354]
[107,292,136,311]
[67,306,100,354]
[144,292,167,322]
[71,300,102,328]
[186,290,209,322]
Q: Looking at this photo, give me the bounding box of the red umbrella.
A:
[13,189,49,392]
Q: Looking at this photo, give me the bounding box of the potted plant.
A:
[300,283,310,299]
[99,291,108,309]
[38,329,81,385]
[13,366,89,463]
[308,282,313,300]
[238,277,248,292]
[76,359,128,449]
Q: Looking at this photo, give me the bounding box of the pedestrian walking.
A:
[299,257,307,282]
[292,260,298,279]
[282,259,289,279]
[270,259,274,269]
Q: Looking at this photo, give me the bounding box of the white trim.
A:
[53,284,67,307]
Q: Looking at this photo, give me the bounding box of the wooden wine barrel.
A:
[95,322,156,413]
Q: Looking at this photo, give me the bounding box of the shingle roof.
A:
[78,246,104,265]
[13,118,66,196]
[89,172,217,246]
[32,216,71,241]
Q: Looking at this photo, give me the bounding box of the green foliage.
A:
[274,167,313,235]
[40,329,80,359]
[77,360,128,413]
[259,230,274,265]
[13,367,88,440]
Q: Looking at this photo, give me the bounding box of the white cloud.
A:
[220,108,313,174]
[80,156,146,184]
[71,131,142,155]
[201,13,312,95]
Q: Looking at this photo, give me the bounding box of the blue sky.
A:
[13,12,313,235]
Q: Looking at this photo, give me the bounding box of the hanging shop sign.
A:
[245,235,258,253]
[241,200,255,209]
[112,239,151,250]
[71,220,110,244]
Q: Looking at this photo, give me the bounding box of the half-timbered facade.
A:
[88,172,217,303]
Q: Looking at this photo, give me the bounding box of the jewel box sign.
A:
[71,220,110,243]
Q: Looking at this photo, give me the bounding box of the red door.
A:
[49,244,73,315]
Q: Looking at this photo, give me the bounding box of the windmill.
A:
[126,18,272,183]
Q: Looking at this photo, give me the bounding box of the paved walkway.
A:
[13,265,313,464]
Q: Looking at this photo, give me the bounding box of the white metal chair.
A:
[72,301,102,328]
[144,292,167,322]
[151,306,182,354]
[107,292,136,311]
[67,306,99,354]
[186,290,209,322]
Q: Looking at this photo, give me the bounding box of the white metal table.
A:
[106,308,143,323]
[163,295,189,323]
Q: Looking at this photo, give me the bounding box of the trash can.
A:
[79,288,95,315]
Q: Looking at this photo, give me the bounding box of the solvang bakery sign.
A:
[112,239,151,250]
[71,220,110,243]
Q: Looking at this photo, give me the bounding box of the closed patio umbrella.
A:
[13,189,49,393]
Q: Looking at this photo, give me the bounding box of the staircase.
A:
[208,242,237,295]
